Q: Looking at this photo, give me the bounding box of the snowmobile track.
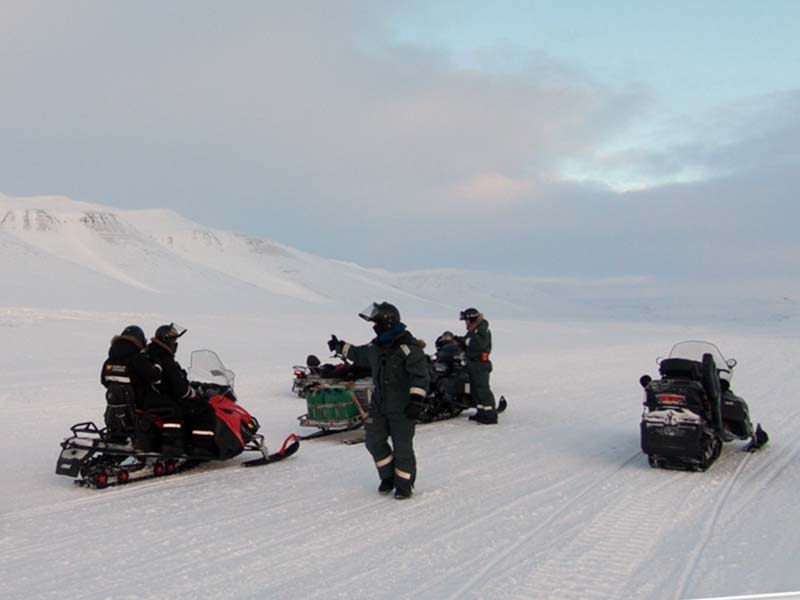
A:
[674,451,752,599]
[512,474,680,600]
[441,452,643,600]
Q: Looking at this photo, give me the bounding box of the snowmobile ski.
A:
[242,434,300,467]
[744,423,769,452]
[298,421,365,440]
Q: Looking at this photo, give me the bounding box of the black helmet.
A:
[435,330,455,349]
[153,322,187,352]
[459,307,481,321]
[120,325,146,348]
[359,302,401,334]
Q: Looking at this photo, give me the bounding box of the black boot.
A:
[378,477,395,495]
[394,478,413,499]
[469,410,498,425]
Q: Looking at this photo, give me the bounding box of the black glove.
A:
[404,393,426,420]
[327,334,344,353]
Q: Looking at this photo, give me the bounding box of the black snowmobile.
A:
[417,334,469,422]
[56,350,299,488]
[418,334,507,423]
[639,340,768,471]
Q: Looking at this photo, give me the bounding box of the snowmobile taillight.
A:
[294,370,306,378]
[656,393,686,405]
[118,470,130,484]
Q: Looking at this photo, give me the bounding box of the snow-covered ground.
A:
[2,194,799,599]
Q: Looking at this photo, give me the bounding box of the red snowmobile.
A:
[56,350,299,488]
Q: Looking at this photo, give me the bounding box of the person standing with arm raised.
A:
[328,302,429,499]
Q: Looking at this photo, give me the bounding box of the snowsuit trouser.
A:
[467,361,496,413]
[365,405,416,485]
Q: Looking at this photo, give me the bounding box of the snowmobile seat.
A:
[659,358,701,381]
[306,354,322,374]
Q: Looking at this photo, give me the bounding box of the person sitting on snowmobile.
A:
[433,331,462,370]
[429,330,466,400]
[145,324,215,452]
[459,308,499,424]
[101,325,163,440]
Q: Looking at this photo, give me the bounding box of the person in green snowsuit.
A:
[459,307,498,425]
[328,302,429,499]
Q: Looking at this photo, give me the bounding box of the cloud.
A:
[453,172,531,207]
[0,2,797,288]
[576,89,800,187]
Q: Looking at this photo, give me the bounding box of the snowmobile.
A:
[293,353,374,438]
[291,354,372,398]
[296,340,507,439]
[418,339,507,423]
[56,350,300,488]
[639,340,768,471]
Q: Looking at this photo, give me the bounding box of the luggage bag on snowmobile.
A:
[298,384,371,431]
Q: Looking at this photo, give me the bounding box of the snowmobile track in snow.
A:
[440,452,644,600]
[673,451,753,599]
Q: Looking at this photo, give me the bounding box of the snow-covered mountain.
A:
[2,193,798,326]
[1,193,575,319]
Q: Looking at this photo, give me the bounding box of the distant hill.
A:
[2,193,796,326]
[0,193,569,319]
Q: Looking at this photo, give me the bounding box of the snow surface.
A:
[1,194,799,599]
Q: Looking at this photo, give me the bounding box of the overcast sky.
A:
[1,1,798,285]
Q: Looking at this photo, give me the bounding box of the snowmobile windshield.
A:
[668,340,733,380]
[358,303,380,322]
[187,349,235,387]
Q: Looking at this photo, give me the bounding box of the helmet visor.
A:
[166,323,188,339]
[358,303,380,322]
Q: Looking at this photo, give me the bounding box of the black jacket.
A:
[101,335,162,409]
[463,317,492,363]
[344,328,429,414]
[146,340,195,401]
